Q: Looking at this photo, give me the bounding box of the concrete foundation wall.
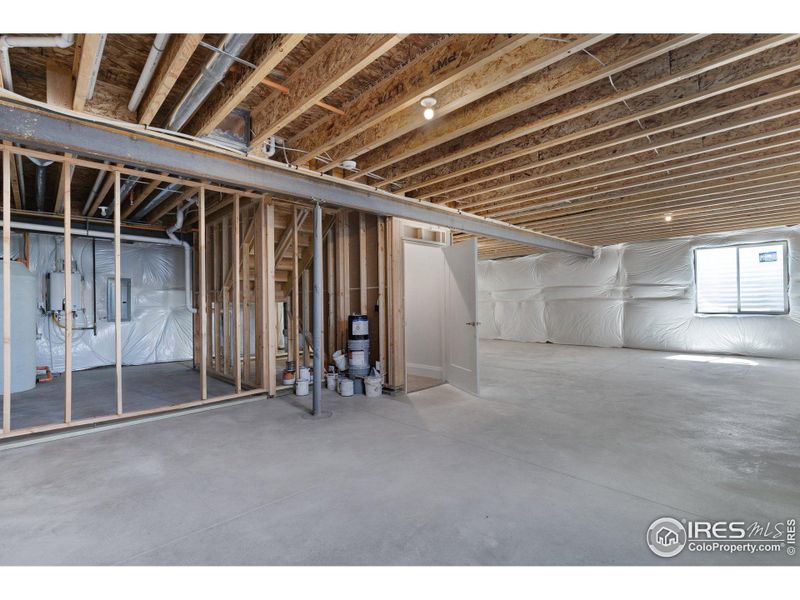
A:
[478,225,800,360]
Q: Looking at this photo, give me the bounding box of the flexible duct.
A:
[128,34,171,112]
[165,34,253,131]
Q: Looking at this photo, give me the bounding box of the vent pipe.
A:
[128,34,171,112]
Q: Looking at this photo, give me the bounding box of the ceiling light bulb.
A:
[423,107,435,120]
[664,214,673,222]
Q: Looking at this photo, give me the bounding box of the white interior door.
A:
[443,238,480,395]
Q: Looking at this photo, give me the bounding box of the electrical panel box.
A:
[107,278,132,322]
[47,272,83,312]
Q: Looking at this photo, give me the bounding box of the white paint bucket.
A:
[298,366,311,381]
[365,375,382,397]
[333,350,348,371]
[348,349,367,368]
[326,373,337,390]
[295,379,309,396]
[338,378,354,397]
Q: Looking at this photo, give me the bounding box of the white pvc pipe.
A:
[9,219,183,246]
[0,34,75,93]
[166,197,198,314]
[128,34,170,112]
[12,219,198,315]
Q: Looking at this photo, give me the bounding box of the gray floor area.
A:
[1,340,798,565]
[406,373,444,393]
[0,362,234,431]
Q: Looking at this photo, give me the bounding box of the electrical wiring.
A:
[582,47,660,155]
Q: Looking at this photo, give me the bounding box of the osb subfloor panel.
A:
[1,340,799,565]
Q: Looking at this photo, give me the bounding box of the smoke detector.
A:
[342,160,357,171]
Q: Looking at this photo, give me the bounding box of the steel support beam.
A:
[0,97,594,256]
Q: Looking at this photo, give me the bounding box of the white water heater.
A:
[0,261,37,393]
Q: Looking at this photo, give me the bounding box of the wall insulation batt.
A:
[24,233,193,373]
[478,225,800,360]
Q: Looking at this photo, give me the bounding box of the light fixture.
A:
[341,159,357,171]
[421,97,437,120]
[664,213,673,222]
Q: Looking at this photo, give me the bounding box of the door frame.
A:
[402,238,449,392]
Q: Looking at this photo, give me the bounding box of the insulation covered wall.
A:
[26,233,193,373]
[478,225,800,359]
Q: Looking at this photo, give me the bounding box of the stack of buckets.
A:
[347,314,370,394]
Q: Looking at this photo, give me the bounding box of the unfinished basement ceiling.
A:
[3,33,800,258]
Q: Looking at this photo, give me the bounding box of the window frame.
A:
[693,240,790,316]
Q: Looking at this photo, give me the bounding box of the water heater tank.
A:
[0,261,37,393]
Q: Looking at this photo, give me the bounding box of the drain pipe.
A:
[82,161,110,215]
[165,34,253,131]
[128,34,171,112]
[9,220,184,247]
[106,175,141,217]
[0,34,75,94]
[0,34,73,211]
[134,182,182,221]
[166,197,198,314]
[26,156,54,211]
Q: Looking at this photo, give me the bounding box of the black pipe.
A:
[34,164,46,211]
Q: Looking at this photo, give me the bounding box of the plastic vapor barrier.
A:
[478,225,800,360]
[24,232,193,373]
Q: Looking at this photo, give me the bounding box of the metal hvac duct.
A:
[165,34,253,131]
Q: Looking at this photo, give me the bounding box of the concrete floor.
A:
[0,362,234,431]
[1,340,798,565]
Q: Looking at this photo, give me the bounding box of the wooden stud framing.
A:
[242,204,252,385]
[2,150,10,433]
[233,195,242,393]
[302,269,310,367]
[199,187,207,400]
[64,161,73,422]
[377,216,387,376]
[113,170,122,415]
[291,206,301,369]
[265,202,277,396]
[326,230,335,360]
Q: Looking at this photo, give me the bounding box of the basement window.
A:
[694,241,789,315]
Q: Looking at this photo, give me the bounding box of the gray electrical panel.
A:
[107,278,132,322]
